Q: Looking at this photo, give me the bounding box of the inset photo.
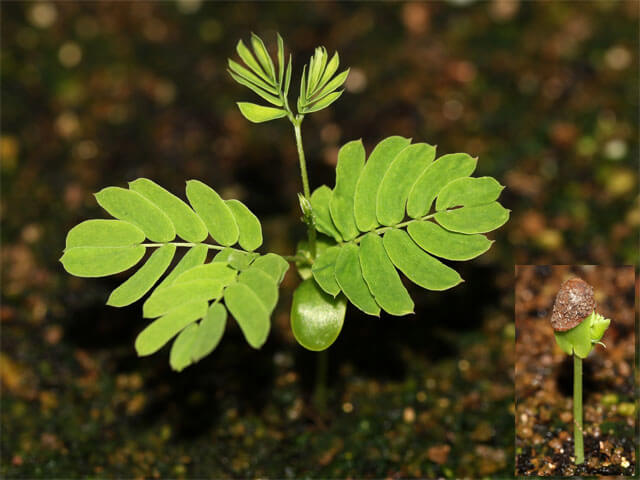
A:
[515,265,636,476]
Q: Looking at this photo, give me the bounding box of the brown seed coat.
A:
[550,277,595,332]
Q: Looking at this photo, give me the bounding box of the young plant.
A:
[60,34,509,378]
[551,277,611,465]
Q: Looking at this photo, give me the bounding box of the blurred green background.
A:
[1,1,637,478]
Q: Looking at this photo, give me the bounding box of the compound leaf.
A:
[334,243,379,316]
[407,222,492,261]
[299,47,348,114]
[238,267,279,313]
[143,280,224,318]
[376,143,435,226]
[302,90,343,114]
[60,245,145,278]
[306,47,327,96]
[383,230,462,291]
[185,180,239,246]
[107,244,176,307]
[225,199,263,251]
[311,245,341,296]
[310,186,342,242]
[174,262,236,286]
[166,299,228,371]
[156,244,208,290]
[407,153,477,218]
[277,33,285,84]
[135,300,207,356]
[213,248,258,270]
[291,279,346,351]
[227,70,283,106]
[65,219,145,248]
[129,178,208,243]
[354,136,412,232]
[192,303,227,361]
[236,102,286,123]
[359,233,414,316]
[251,253,289,283]
[435,176,504,211]
[283,54,292,97]
[250,33,276,80]
[330,140,365,241]
[170,323,198,372]
[228,59,279,95]
[315,52,340,94]
[95,187,175,242]
[224,282,270,349]
[235,40,272,85]
[434,202,510,234]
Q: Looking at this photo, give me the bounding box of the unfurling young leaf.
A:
[298,46,349,115]
[236,102,287,123]
[229,34,288,123]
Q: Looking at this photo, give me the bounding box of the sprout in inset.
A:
[551,277,611,465]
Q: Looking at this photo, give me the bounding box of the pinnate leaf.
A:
[376,143,435,226]
[186,180,239,246]
[61,246,145,278]
[354,136,412,231]
[107,244,176,307]
[235,40,272,85]
[407,222,492,261]
[129,178,208,243]
[334,243,379,316]
[224,282,270,349]
[143,280,224,318]
[192,303,227,361]
[330,140,365,241]
[310,186,342,242]
[359,233,413,316]
[95,187,175,242]
[406,153,477,219]
[237,102,286,123]
[238,267,279,313]
[311,245,341,297]
[227,70,283,106]
[65,219,144,248]
[157,244,208,290]
[225,199,263,251]
[383,229,462,291]
[170,323,198,372]
[251,253,289,283]
[301,90,343,114]
[434,202,510,234]
[435,176,504,211]
[135,301,207,356]
[173,262,236,286]
[213,248,258,270]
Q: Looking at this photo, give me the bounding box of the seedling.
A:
[551,277,611,465]
[60,35,509,386]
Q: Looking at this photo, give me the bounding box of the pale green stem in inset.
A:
[574,355,584,465]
